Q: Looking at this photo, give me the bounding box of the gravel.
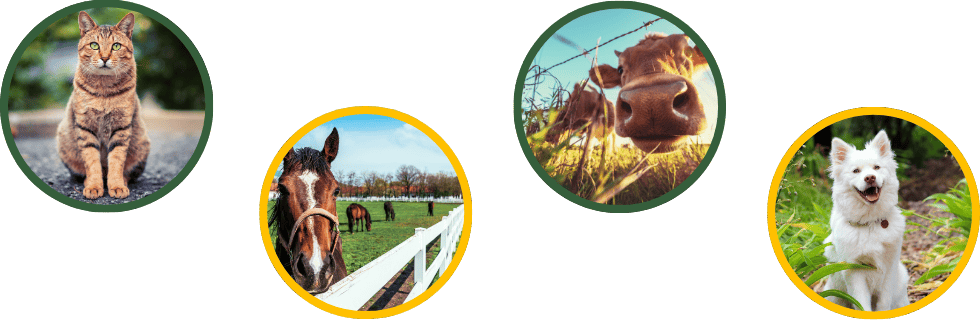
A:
[13,131,201,205]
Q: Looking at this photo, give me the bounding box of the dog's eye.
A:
[874,165,880,170]
[852,168,860,173]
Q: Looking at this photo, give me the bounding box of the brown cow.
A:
[589,32,709,153]
[545,82,615,144]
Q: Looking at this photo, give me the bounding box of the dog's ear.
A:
[828,137,854,179]
[868,130,894,159]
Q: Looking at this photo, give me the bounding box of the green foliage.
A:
[8,9,204,110]
[904,179,972,285]
[829,116,947,169]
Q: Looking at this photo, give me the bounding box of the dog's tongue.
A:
[864,187,880,202]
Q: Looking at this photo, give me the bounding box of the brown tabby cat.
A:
[56,11,150,199]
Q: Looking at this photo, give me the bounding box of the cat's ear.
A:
[78,11,97,36]
[323,128,340,164]
[115,13,136,39]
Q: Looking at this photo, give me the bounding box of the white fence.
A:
[316,205,466,309]
[338,196,463,203]
[267,192,462,204]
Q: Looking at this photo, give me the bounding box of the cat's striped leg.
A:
[74,125,104,199]
[123,124,150,182]
[105,126,133,198]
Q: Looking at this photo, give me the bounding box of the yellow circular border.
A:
[767,107,978,319]
[258,106,472,318]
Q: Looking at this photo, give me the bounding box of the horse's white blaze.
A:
[310,233,323,275]
[298,170,324,275]
[298,171,319,210]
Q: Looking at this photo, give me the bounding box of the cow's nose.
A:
[617,80,702,136]
[865,175,876,184]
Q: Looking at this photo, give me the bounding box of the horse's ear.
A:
[323,127,339,164]
[283,148,296,169]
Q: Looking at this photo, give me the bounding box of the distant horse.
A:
[384,201,395,221]
[427,201,434,216]
[269,128,347,294]
[347,203,372,233]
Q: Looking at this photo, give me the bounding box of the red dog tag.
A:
[881,219,889,229]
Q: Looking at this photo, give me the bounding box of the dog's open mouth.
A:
[855,185,881,203]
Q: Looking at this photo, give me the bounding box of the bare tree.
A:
[396,165,422,197]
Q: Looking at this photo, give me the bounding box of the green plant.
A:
[903,179,972,287]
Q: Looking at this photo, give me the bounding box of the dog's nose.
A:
[865,175,876,184]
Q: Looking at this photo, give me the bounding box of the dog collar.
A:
[847,218,889,229]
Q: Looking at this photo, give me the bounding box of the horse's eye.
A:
[853,168,860,173]
[334,188,341,196]
[90,42,99,50]
[112,43,121,50]
[617,66,623,74]
[874,165,880,170]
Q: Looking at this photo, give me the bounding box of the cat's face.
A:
[77,12,136,77]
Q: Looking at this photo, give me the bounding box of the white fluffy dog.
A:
[821,130,910,311]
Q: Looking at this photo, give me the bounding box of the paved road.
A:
[13,131,201,205]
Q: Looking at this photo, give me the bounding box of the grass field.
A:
[268,201,462,274]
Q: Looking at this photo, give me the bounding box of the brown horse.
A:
[427,201,434,216]
[269,128,347,295]
[346,203,371,233]
[384,201,395,221]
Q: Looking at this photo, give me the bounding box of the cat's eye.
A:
[853,168,860,173]
[874,165,880,170]
[112,43,121,51]
[89,42,99,50]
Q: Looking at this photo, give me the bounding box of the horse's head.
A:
[275,128,347,294]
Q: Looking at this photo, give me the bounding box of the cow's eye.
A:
[853,168,860,173]
[112,43,121,50]
[90,42,99,50]
[617,66,623,74]
[683,47,693,58]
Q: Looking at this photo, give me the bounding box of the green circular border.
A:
[1,0,213,212]
[512,1,726,213]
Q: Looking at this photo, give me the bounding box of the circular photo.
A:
[260,107,470,318]
[514,1,724,212]
[768,108,977,318]
[1,1,211,211]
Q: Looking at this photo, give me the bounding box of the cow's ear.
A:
[692,46,709,73]
[78,11,97,36]
[323,127,340,164]
[589,64,621,88]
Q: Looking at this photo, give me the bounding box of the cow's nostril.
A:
[620,100,632,116]
[672,92,689,109]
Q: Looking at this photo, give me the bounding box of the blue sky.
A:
[523,8,718,143]
[276,115,454,178]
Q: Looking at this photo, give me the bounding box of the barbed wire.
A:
[526,18,663,80]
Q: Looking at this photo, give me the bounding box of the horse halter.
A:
[281,208,342,288]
